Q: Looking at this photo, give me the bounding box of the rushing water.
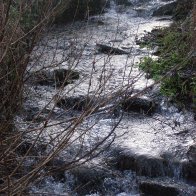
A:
[17,0,196,195]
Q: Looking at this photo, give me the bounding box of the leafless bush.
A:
[0,0,167,194]
[0,0,129,194]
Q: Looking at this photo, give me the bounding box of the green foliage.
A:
[139,57,162,80]
[138,22,196,105]
[161,75,187,97]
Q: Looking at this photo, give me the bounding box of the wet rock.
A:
[71,166,111,194]
[139,180,180,196]
[115,0,133,6]
[54,69,79,80]
[0,179,4,184]
[29,69,79,87]
[194,113,196,121]
[23,106,52,122]
[185,144,196,182]
[46,158,67,181]
[108,149,170,177]
[118,154,166,177]
[187,144,196,163]
[47,163,111,194]
[183,161,196,182]
[157,17,172,21]
[16,141,47,156]
[121,97,156,115]
[96,44,129,55]
[152,2,177,16]
[56,95,103,111]
[108,148,188,178]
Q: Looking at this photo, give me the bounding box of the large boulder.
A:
[70,166,111,195]
[107,148,179,177]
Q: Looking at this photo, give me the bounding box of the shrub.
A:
[138,21,196,105]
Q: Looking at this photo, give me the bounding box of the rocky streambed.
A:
[16,0,196,195]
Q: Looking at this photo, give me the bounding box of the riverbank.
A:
[138,0,196,113]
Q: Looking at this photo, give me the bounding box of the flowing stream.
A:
[17,0,196,195]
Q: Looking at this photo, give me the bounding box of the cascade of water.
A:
[21,0,196,195]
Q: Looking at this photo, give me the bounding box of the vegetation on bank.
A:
[138,9,196,109]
